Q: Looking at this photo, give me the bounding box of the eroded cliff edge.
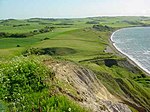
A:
[44,60,132,112]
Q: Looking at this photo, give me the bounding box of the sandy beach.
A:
[106,29,150,76]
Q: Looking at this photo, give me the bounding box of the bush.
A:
[0,32,10,37]
[43,37,50,40]
[86,21,99,24]
[16,45,20,47]
[0,56,52,110]
[24,47,76,56]
[93,25,113,31]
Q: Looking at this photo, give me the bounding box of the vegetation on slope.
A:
[0,56,88,112]
[23,47,76,56]
[0,17,150,111]
[81,58,150,111]
[0,26,54,38]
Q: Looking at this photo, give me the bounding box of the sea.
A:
[111,27,150,74]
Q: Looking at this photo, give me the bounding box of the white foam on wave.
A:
[111,29,150,75]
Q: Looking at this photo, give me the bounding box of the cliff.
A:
[44,60,132,112]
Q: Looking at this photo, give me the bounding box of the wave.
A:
[111,28,150,75]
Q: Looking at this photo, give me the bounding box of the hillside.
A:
[44,59,132,112]
[0,17,150,112]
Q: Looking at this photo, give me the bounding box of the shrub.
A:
[93,24,113,31]
[16,45,20,47]
[0,56,52,111]
[43,37,49,40]
[0,32,10,37]
[86,21,99,24]
[24,47,76,56]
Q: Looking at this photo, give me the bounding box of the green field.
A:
[0,16,150,111]
[1,16,150,59]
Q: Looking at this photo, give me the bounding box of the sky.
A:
[0,0,150,19]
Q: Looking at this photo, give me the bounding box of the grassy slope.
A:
[0,56,89,112]
[33,29,108,61]
[0,17,150,111]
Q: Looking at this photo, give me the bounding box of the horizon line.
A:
[1,15,150,20]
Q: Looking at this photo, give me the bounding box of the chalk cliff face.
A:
[45,60,131,112]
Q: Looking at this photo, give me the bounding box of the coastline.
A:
[107,28,150,76]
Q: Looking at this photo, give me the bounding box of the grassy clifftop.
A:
[0,17,150,111]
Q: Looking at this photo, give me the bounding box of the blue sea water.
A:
[111,27,150,74]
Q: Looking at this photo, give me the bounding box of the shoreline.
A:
[108,28,150,76]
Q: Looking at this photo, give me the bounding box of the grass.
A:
[0,27,78,58]
[0,17,150,111]
[82,61,150,111]
[32,29,109,61]
[0,56,88,112]
[0,38,39,48]
[0,16,149,59]
[0,28,109,60]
